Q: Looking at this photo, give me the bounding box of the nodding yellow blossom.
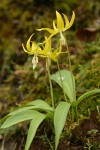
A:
[22,35,62,69]
[37,11,75,37]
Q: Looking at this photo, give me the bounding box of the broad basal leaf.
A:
[51,70,76,102]
[54,102,70,150]
[9,106,41,116]
[25,113,45,150]
[1,110,43,128]
[27,99,53,111]
[8,99,53,116]
[0,115,10,127]
[77,89,100,106]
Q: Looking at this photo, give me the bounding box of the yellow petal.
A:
[64,11,75,31]
[47,32,58,39]
[49,55,57,61]
[22,43,28,53]
[53,20,57,30]
[22,41,39,55]
[62,13,69,28]
[56,11,64,29]
[49,41,62,61]
[22,34,36,55]
[31,42,42,54]
[25,49,37,55]
[26,34,34,50]
[52,42,62,57]
[37,28,55,34]
[22,43,35,55]
[31,42,37,50]
[48,51,57,61]
[43,38,51,54]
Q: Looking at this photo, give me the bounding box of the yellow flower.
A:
[37,11,75,37]
[22,34,42,55]
[22,35,62,69]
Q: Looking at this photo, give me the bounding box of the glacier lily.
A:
[22,35,62,69]
[37,11,75,38]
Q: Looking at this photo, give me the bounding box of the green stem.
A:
[72,106,75,122]
[75,105,78,121]
[62,32,76,101]
[57,60,68,102]
[63,33,73,76]
[46,58,55,110]
[72,105,78,121]
[60,32,76,121]
[60,31,72,72]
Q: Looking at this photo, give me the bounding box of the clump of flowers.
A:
[22,11,75,69]
[37,11,75,38]
[22,35,62,69]
[1,11,79,150]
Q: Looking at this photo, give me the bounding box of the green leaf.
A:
[0,115,10,127]
[27,99,53,111]
[45,111,54,120]
[76,89,100,106]
[9,106,40,116]
[1,110,43,128]
[51,70,76,102]
[8,99,53,116]
[25,113,45,150]
[54,102,70,150]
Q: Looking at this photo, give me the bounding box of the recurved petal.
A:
[56,11,64,29]
[22,43,29,53]
[49,41,62,61]
[43,37,51,54]
[25,49,37,55]
[48,52,57,61]
[31,42,37,50]
[53,42,62,57]
[37,28,55,34]
[53,20,57,30]
[26,34,34,50]
[62,13,69,28]
[31,42,42,54]
[50,56,57,61]
[22,43,39,55]
[64,11,75,31]
[22,43,33,55]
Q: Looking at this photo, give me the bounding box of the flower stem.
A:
[60,32,76,121]
[46,58,55,110]
[63,32,76,101]
[64,34,78,121]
